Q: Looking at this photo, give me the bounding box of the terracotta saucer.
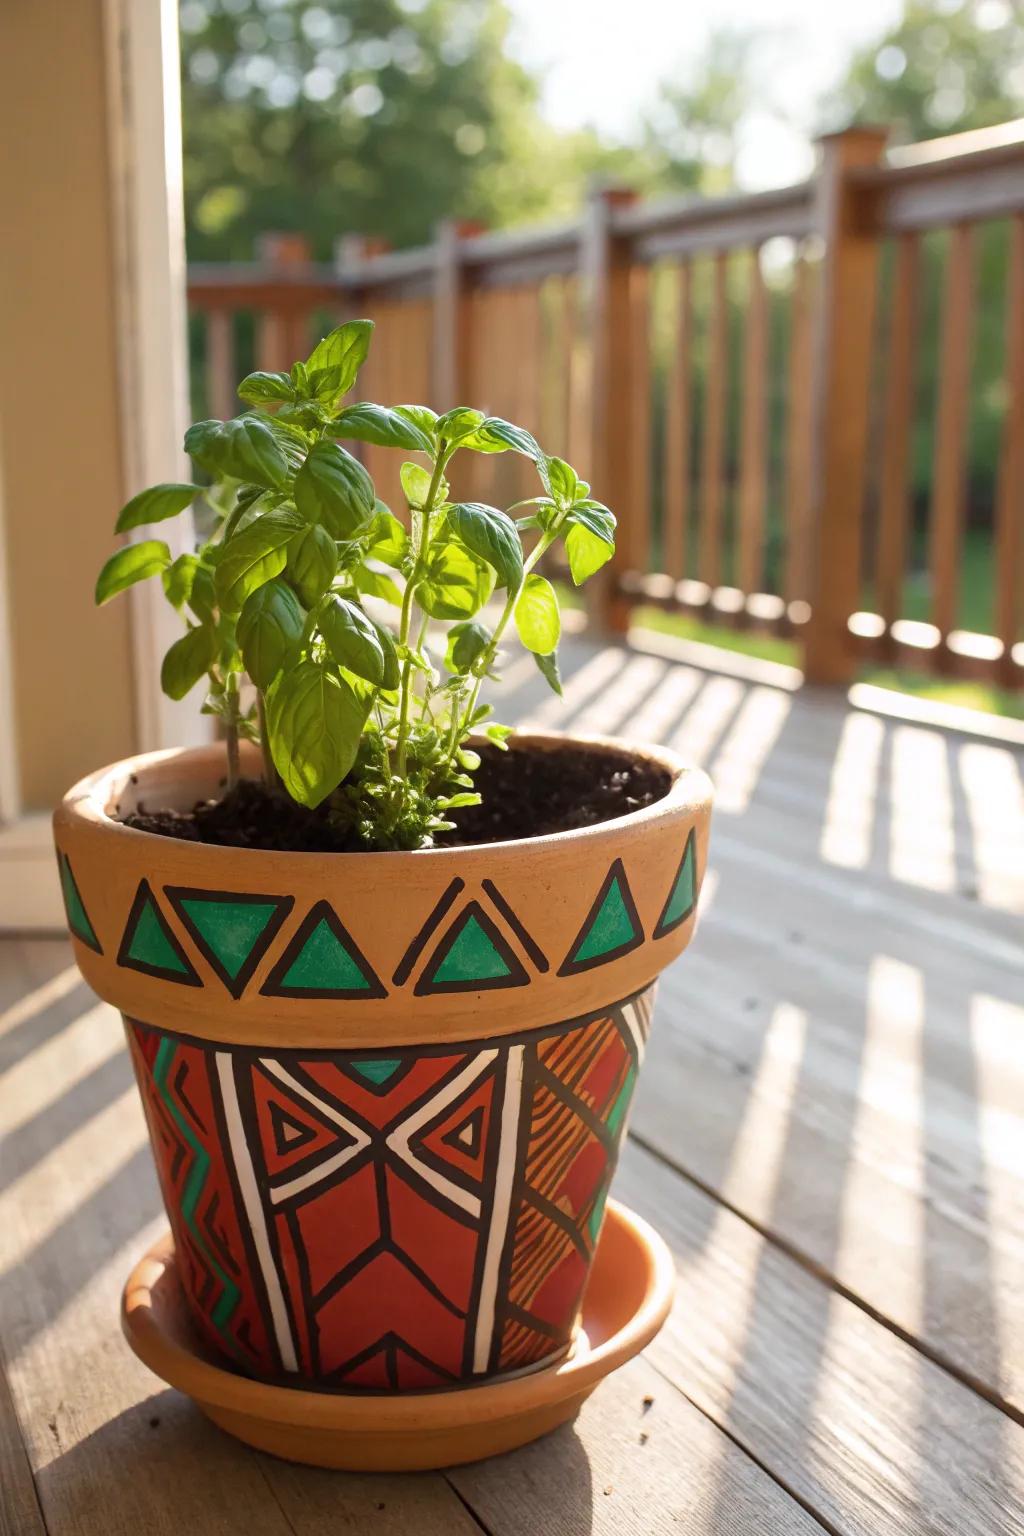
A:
[121,1199,675,1471]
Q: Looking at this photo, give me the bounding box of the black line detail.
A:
[653,827,698,938]
[58,853,103,954]
[413,900,531,997]
[164,886,293,999]
[556,857,645,977]
[481,879,549,972]
[117,880,202,987]
[204,1050,285,1374]
[260,900,386,1000]
[392,877,465,986]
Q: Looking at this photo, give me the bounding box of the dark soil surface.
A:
[120,742,671,853]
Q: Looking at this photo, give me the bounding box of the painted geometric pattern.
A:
[124,984,656,1392]
[85,838,700,998]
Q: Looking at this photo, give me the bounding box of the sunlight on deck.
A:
[0,965,81,1038]
[970,991,1024,1400]
[1,1002,119,1135]
[820,711,885,869]
[835,956,925,1333]
[889,727,956,893]
[707,687,792,815]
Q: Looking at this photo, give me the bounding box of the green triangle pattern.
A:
[432,913,512,986]
[280,916,374,993]
[657,835,696,934]
[178,897,281,982]
[605,1066,637,1141]
[59,854,100,951]
[572,875,639,964]
[128,896,192,976]
[350,1058,403,1085]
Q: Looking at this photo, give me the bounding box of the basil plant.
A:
[96,321,616,851]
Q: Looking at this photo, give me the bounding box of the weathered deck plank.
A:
[615,1140,1024,1536]
[505,634,1024,1410]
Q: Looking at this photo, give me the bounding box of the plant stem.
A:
[256,690,275,789]
[452,529,555,751]
[224,670,241,791]
[395,451,449,778]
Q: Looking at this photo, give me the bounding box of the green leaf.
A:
[162,553,199,610]
[237,371,295,405]
[446,502,523,590]
[400,461,441,510]
[395,404,438,446]
[445,620,491,674]
[184,416,290,488]
[294,441,375,538]
[320,597,396,687]
[514,573,561,654]
[160,625,217,701]
[115,482,199,534]
[215,507,305,614]
[188,564,217,623]
[534,649,563,697]
[305,320,374,403]
[286,523,338,606]
[95,540,171,606]
[464,417,543,460]
[258,414,312,474]
[546,456,580,506]
[436,406,485,444]
[374,620,401,690]
[565,521,614,586]
[265,660,371,808]
[353,566,404,607]
[331,402,433,453]
[418,541,495,620]
[236,578,305,688]
[569,498,617,543]
[364,504,408,567]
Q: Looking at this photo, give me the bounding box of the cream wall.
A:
[0,0,140,811]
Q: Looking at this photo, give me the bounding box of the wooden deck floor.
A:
[2,631,1022,1535]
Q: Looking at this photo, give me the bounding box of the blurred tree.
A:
[179,0,606,257]
[831,0,1024,141]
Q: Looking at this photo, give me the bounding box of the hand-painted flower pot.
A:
[54,733,711,1395]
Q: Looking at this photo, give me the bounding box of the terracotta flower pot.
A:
[54,733,711,1395]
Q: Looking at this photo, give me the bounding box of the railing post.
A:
[802,127,887,684]
[580,185,640,635]
[256,233,313,372]
[432,219,484,409]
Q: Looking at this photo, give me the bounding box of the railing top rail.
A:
[853,120,1024,231]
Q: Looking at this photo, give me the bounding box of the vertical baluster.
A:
[204,308,236,421]
[627,262,652,580]
[699,250,728,591]
[995,212,1024,684]
[737,246,768,600]
[255,233,312,372]
[663,260,692,582]
[929,221,975,657]
[784,251,814,606]
[875,231,921,653]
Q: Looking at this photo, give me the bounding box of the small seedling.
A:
[96,321,616,850]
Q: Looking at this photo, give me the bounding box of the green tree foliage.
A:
[832,0,1023,141]
[180,0,629,256]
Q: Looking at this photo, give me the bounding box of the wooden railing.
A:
[187,122,1024,688]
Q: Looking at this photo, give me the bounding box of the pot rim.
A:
[58,729,712,865]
